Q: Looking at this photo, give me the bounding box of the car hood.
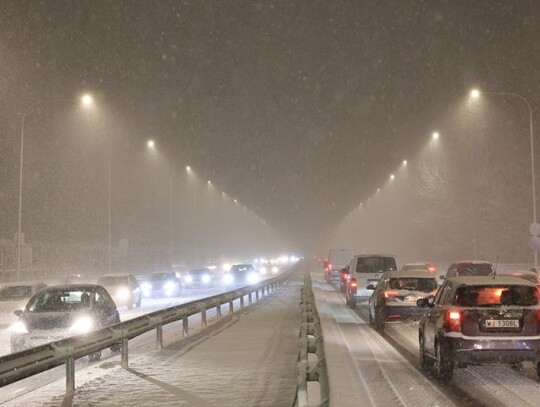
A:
[22,311,87,331]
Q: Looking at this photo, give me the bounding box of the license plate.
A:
[484,319,519,328]
[404,295,417,303]
[368,279,379,287]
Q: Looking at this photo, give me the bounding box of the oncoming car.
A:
[9,284,121,359]
[368,270,438,331]
[183,268,215,288]
[139,272,182,297]
[259,263,279,275]
[96,273,141,309]
[224,264,260,286]
[417,276,540,381]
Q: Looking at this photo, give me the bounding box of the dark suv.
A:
[417,276,540,381]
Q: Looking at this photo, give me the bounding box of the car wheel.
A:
[435,340,453,381]
[110,343,121,353]
[374,307,385,332]
[419,334,434,371]
[88,351,102,361]
[536,362,540,380]
[348,295,356,309]
[368,303,373,324]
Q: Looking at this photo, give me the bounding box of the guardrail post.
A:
[248,292,253,305]
[229,300,234,314]
[240,295,244,308]
[256,289,260,301]
[121,338,129,368]
[156,324,163,349]
[201,308,207,328]
[262,286,266,296]
[66,356,75,394]
[183,315,189,337]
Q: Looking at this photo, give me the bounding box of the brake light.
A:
[445,310,461,332]
[342,273,349,281]
[428,265,436,273]
[350,279,358,289]
[384,290,399,299]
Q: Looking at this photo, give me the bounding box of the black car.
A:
[139,272,182,297]
[10,284,121,359]
[183,268,215,288]
[224,264,260,286]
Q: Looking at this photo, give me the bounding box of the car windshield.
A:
[453,285,539,307]
[97,276,127,286]
[145,273,175,281]
[230,265,255,273]
[189,269,211,275]
[455,264,494,277]
[26,289,94,312]
[356,257,397,273]
[0,286,32,301]
[388,278,438,292]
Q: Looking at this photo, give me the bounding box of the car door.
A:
[95,287,120,326]
[425,281,452,354]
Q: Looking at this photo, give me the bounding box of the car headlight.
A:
[69,316,95,334]
[223,274,234,284]
[184,275,193,284]
[201,274,211,284]
[163,281,176,293]
[247,272,260,284]
[141,282,152,291]
[271,266,279,274]
[259,266,267,274]
[9,321,28,334]
[117,287,130,300]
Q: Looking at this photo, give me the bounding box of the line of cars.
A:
[325,250,540,382]
[1,262,275,357]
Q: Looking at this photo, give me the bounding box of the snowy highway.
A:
[312,268,540,407]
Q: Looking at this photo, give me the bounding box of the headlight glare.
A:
[117,287,130,300]
[9,321,28,334]
[69,316,94,334]
[202,274,211,284]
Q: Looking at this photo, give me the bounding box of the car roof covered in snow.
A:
[382,270,436,279]
[446,275,537,287]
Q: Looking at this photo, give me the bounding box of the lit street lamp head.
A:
[186,165,191,172]
[470,89,480,99]
[80,94,94,108]
[432,132,440,140]
[147,139,156,150]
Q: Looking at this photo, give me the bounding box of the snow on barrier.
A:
[0,268,297,397]
[294,271,329,407]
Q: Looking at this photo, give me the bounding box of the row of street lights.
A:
[346,88,537,265]
[15,95,267,280]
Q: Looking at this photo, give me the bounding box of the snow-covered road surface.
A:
[312,268,540,407]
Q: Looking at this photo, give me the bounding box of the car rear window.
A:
[455,263,494,277]
[388,278,438,292]
[355,257,397,273]
[453,285,539,307]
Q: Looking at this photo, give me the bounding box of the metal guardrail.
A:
[294,270,329,407]
[0,268,295,396]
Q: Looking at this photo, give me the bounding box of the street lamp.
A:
[16,94,94,280]
[432,132,440,140]
[470,88,538,265]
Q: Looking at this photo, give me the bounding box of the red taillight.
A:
[342,273,349,281]
[445,309,461,332]
[350,279,358,289]
[384,290,398,299]
[428,266,436,273]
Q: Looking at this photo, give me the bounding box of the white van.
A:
[325,249,355,282]
[345,254,398,308]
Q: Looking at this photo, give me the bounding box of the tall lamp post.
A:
[16,94,94,280]
[470,89,538,266]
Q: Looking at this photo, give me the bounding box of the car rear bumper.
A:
[444,335,540,364]
[384,305,427,320]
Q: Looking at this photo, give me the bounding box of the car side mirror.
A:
[14,309,23,317]
[417,296,435,308]
[366,284,376,290]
